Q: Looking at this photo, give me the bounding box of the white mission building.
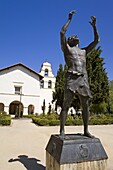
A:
[0,62,56,116]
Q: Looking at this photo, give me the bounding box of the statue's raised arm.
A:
[83,16,100,54]
[60,10,76,52]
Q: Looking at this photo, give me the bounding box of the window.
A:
[15,86,22,94]
[40,80,44,88]
[44,69,48,76]
[48,80,52,88]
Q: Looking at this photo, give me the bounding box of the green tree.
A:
[108,80,113,113]
[86,47,109,113]
[109,80,113,89]
[90,102,107,114]
[52,64,66,108]
[42,99,46,115]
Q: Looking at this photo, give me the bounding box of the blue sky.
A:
[0,0,113,80]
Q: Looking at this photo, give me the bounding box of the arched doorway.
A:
[28,105,34,114]
[0,103,4,112]
[9,101,24,117]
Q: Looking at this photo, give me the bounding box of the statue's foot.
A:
[84,131,95,138]
[60,130,65,138]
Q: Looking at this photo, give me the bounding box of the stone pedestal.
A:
[46,134,108,170]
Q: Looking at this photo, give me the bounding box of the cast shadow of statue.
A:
[8,155,45,170]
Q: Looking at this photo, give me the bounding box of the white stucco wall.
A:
[0,65,41,114]
[0,63,56,115]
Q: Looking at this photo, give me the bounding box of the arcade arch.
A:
[9,101,24,117]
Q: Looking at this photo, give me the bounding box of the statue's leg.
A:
[60,90,74,136]
[79,95,94,138]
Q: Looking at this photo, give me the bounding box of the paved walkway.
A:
[0,119,113,170]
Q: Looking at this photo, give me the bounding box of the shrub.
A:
[0,115,11,126]
[89,114,113,125]
[32,117,49,126]
[37,119,50,126]
[32,113,59,126]
[0,111,7,116]
[23,114,35,118]
[49,120,60,126]
[32,112,113,126]
[74,116,83,125]
[47,113,59,120]
[65,119,73,126]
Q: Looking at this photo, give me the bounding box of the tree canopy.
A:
[86,47,109,104]
[108,80,113,113]
[52,64,66,108]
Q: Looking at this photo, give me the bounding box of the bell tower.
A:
[39,62,56,89]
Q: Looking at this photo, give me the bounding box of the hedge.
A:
[32,113,113,126]
[32,113,59,126]
[0,115,11,126]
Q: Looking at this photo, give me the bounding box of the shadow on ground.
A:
[8,155,45,170]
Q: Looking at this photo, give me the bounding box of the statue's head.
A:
[67,35,79,47]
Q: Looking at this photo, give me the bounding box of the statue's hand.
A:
[68,10,76,20]
[89,16,96,27]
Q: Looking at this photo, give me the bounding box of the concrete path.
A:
[0,119,113,170]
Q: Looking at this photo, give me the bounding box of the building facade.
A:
[0,62,56,116]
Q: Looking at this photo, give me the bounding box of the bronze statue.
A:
[60,10,99,137]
